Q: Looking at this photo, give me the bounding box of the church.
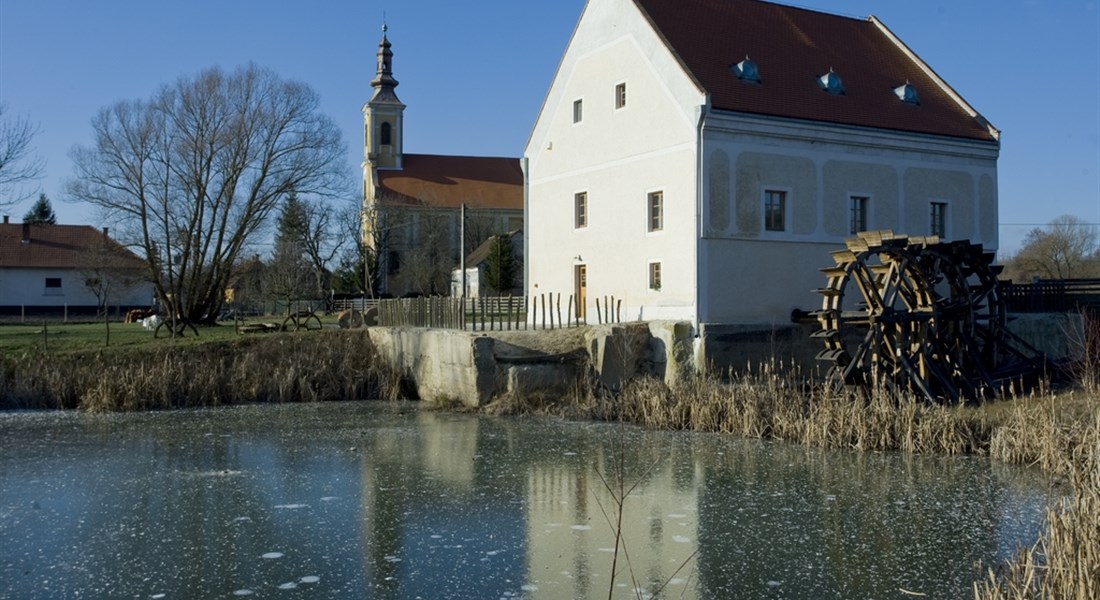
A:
[361,27,524,298]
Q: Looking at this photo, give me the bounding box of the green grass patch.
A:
[0,316,339,355]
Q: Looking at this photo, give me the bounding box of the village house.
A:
[450,229,524,298]
[0,216,154,317]
[525,0,999,362]
[362,26,524,298]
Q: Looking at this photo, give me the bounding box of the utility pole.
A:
[460,203,467,300]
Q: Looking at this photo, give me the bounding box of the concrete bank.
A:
[366,321,695,407]
[367,313,1080,407]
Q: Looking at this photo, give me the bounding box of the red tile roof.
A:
[633,0,997,142]
[0,223,146,269]
[377,154,524,210]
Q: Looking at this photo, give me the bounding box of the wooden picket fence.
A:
[376,294,624,330]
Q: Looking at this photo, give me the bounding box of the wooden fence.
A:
[1000,279,1100,314]
[375,294,624,330]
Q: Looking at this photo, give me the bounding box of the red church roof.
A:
[376,154,524,209]
[633,0,997,142]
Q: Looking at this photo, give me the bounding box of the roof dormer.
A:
[817,69,845,95]
[730,57,761,84]
[893,82,920,105]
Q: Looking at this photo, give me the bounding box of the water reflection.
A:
[0,403,1050,599]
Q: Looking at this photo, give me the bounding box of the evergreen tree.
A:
[23,193,57,224]
[264,194,313,304]
[484,234,516,295]
[275,193,309,246]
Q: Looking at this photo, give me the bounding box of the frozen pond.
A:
[0,402,1051,599]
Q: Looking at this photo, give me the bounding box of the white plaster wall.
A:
[526,0,1000,328]
[699,111,999,324]
[0,267,154,308]
[525,0,706,323]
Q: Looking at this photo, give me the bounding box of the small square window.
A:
[575,192,588,229]
[930,201,948,237]
[649,262,662,290]
[615,83,627,109]
[647,191,663,232]
[764,190,786,232]
[44,277,63,296]
[850,196,868,234]
[573,99,583,124]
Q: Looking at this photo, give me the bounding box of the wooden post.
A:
[540,293,546,330]
[556,293,562,331]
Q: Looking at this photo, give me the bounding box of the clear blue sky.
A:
[1,0,1097,255]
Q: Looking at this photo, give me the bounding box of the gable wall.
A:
[526,0,706,322]
[698,111,999,324]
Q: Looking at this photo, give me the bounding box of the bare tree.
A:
[393,208,453,296]
[1003,214,1100,281]
[0,105,45,207]
[331,202,372,296]
[263,236,313,312]
[67,64,349,325]
[298,197,348,297]
[363,190,419,297]
[79,235,146,346]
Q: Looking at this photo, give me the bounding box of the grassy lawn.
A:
[0,316,339,354]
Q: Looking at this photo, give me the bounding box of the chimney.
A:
[2,215,8,224]
[103,226,110,238]
[22,222,30,243]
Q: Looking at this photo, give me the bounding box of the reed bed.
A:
[0,330,401,411]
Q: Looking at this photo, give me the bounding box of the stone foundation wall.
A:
[367,313,1080,407]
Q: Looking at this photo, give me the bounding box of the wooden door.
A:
[575,264,587,320]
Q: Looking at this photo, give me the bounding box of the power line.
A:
[1000,222,1100,227]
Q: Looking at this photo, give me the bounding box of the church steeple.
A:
[363,24,405,170]
[370,24,401,103]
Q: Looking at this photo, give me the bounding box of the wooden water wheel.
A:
[812,231,1044,404]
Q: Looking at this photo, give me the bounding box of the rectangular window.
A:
[930,201,947,237]
[647,191,663,232]
[849,196,868,234]
[44,277,62,296]
[572,99,583,124]
[615,83,627,109]
[764,190,786,232]
[387,250,400,275]
[574,192,588,229]
[649,262,662,290]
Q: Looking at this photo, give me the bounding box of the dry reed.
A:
[0,330,401,411]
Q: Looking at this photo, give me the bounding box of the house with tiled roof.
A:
[450,229,524,298]
[0,217,154,316]
[362,27,523,297]
[525,0,999,363]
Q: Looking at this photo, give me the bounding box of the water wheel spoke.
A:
[813,230,1047,404]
